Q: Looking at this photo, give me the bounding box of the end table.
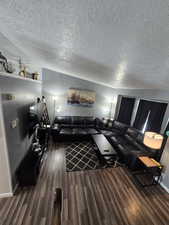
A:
[133,156,163,187]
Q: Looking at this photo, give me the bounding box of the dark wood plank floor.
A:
[0,142,169,225]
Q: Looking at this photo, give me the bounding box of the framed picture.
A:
[67,88,95,107]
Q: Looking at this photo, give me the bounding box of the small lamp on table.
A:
[143,131,163,160]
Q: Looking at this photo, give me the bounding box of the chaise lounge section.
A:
[109,127,156,169]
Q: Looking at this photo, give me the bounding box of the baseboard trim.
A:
[13,182,19,195]
[160,182,169,194]
[0,192,13,198]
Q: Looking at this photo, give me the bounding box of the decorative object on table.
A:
[143,131,163,149]
[6,62,15,73]
[32,72,39,80]
[67,88,95,107]
[19,65,27,77]
[18,58,29,77]
[0,52,15,73]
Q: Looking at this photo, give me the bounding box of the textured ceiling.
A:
[0,0,169,89]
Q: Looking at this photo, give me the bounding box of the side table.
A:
[133,156,163,187]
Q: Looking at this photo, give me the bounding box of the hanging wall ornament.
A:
[0,52,15,73]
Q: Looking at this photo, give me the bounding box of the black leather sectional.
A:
[51,116,157,169]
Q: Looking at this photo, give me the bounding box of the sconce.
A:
[52,96,59,101]
[106,96,117,119]
[52,96,60,119]
[56,106,61,113]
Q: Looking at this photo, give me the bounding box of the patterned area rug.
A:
[65,141,115,172]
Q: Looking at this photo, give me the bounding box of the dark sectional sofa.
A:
[51,116,157,169]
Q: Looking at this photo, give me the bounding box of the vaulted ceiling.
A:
[0,0,169,89]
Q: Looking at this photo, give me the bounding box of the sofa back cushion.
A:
[134,133,156,157]
[95,118,108,129]
[54,116,72,124]
[112,121,128,134]
[126,127,139,139]
[135,133,144,143]
[84,117,96,126]
[72,116,85,125]
[123,127,139,145]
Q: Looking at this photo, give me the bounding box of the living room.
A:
[1,1,169,225]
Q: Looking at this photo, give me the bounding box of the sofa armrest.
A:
[51,123,61,134]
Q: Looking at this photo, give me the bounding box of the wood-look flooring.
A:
[0,142,169,225]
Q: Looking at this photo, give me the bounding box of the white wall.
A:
[42,68,119,122]
[0,75,41,188]
[0,92,12,197]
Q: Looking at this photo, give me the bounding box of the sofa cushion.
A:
[61,124,73,128]
[112,121,128,134]
[133,141,146,151]
[117,144,132,157]
[124,134,135,144]
[73,128,88,135]
[60,128,73,135]
[100,129,116,137]
[110,136,127,146]
[72,117,85,125]
[84,117,96,125]
[86,128,99,134]
[126,127,139,138]
[136,133,144,143]
[110,136,119,145]
[54,116,72,124]
[118,143,139,153]
[110,128,125,136]
[86,124,95,128]
[95,118,107,129]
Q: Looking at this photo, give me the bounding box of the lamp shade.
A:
[143,132,163,149]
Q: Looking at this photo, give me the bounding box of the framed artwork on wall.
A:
[67,88,95,107]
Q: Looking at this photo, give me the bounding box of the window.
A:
[117,97,135,125]
[133,100,167,132]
